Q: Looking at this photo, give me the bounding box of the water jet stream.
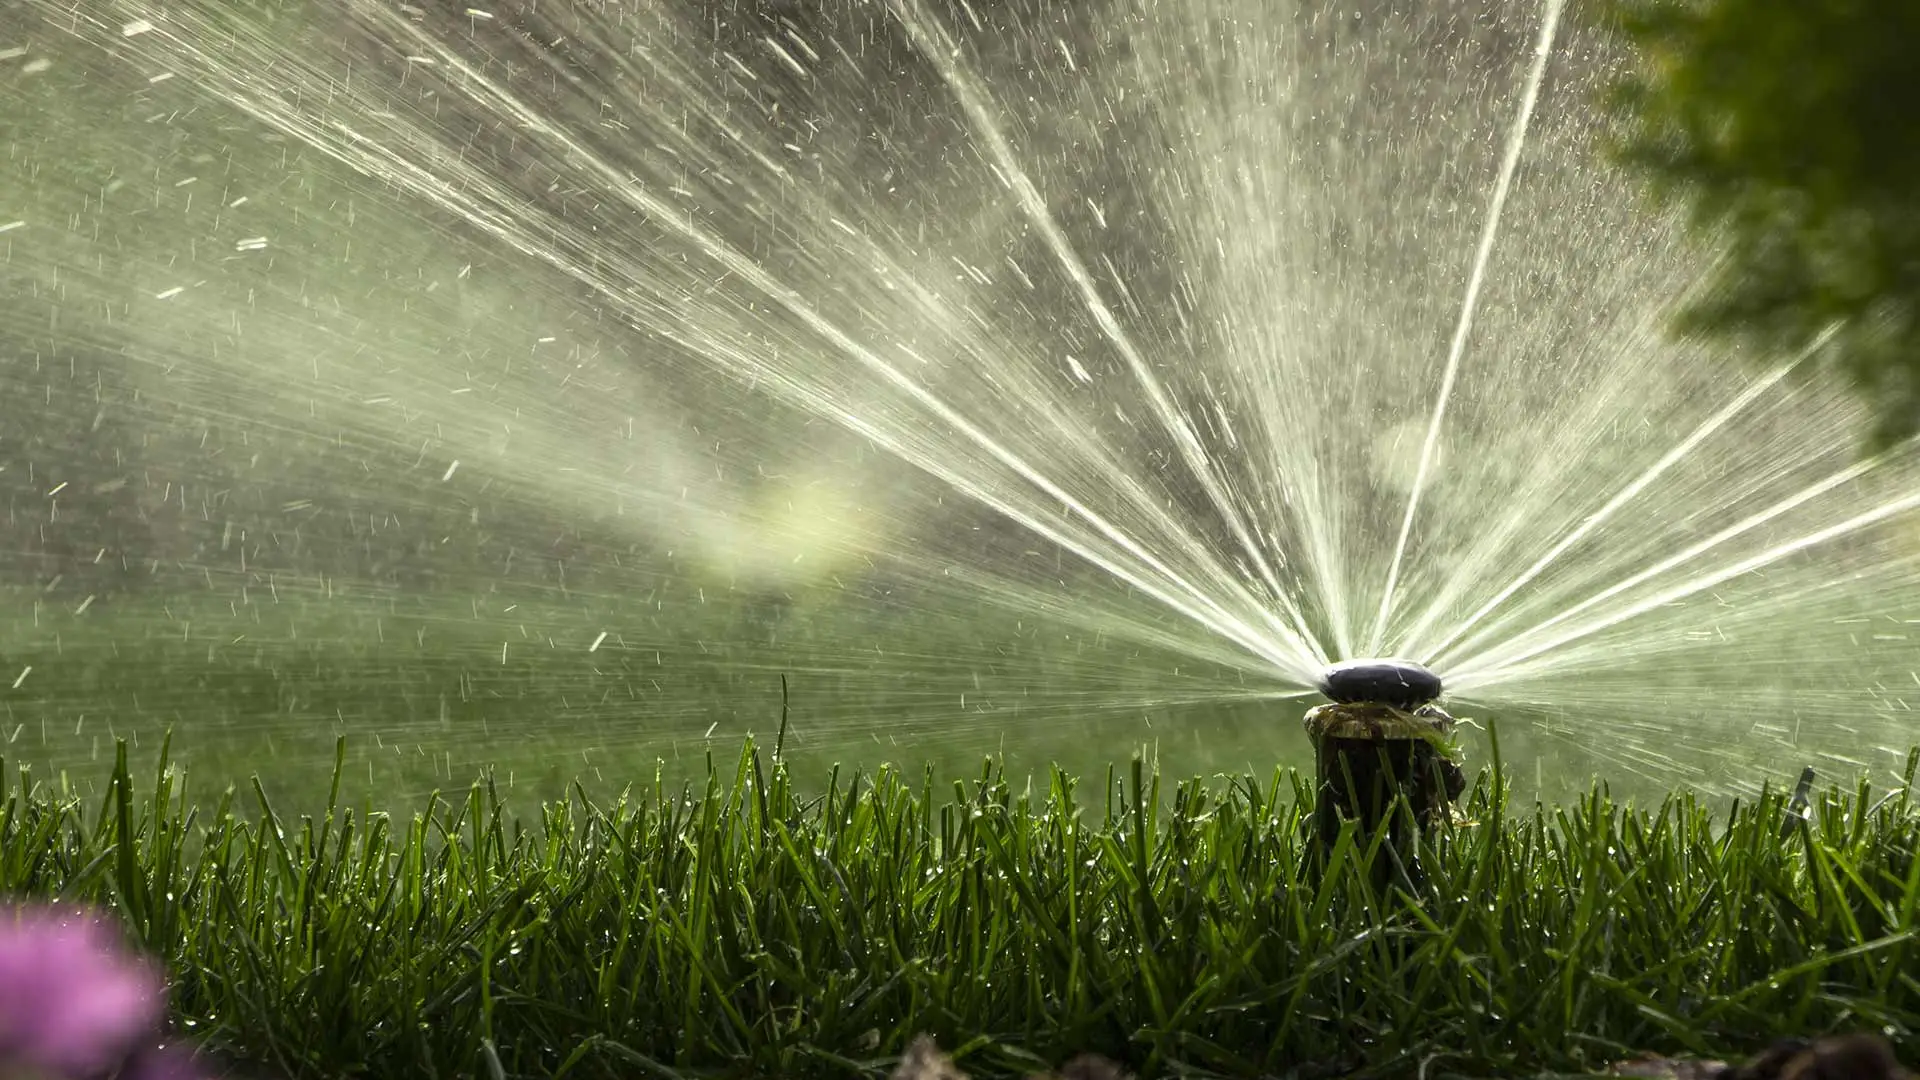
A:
[9,0,1920,801]
[1368,0,1567,657]
[1449,482,1920,689]
[1406,336,1821,664]
[73,0,1323,678]
[1436,431,1915,677]
[888,0,1322,664]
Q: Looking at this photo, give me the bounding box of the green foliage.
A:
[1603,0,1920,447]
[4,737,1920,1079]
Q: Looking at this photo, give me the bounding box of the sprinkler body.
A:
[1304,658,1464,890]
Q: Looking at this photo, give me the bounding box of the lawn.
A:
[3,732,1916,1079]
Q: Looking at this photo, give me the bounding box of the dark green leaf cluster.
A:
[4,738,1919,1079]
[1604,0,1920,447]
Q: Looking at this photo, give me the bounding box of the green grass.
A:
[4,735,1918,1080]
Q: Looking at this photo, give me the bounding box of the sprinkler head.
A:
[1315,658,1442,710]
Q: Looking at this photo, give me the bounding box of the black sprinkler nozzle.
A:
[1315,657,1443,710]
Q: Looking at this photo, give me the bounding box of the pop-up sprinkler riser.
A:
[1304,658,1465,887]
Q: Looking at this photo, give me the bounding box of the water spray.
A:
[1304,658,1465,888]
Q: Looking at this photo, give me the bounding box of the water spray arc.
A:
[1368,0,1568,658]
[1404,339,1817,665]
[78,0,1324,683]
[8,0,1920,800]
[888,0,1330,669]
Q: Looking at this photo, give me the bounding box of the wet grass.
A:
[3,734,1918,1080]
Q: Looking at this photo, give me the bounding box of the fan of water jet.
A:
[5,0,1920,802]
[4,0,1334,677]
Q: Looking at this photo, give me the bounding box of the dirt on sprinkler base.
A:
[888,1033,1912,1080]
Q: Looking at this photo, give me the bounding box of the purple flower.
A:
[0,901,165,1078]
